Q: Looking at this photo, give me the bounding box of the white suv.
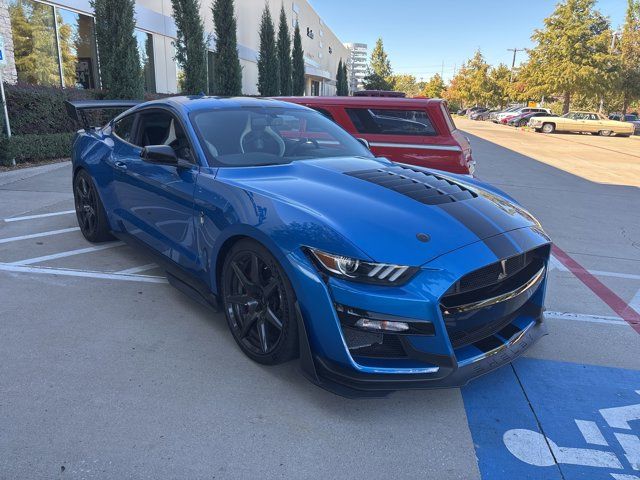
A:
[495,107,551,123]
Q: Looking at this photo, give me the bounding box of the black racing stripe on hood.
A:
[483,233,520,260]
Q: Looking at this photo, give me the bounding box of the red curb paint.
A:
[552,245,640,334]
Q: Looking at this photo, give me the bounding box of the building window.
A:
[135,30,156,93]
[8,0,61,86]
[56,8,99,89]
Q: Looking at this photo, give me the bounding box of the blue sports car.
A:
[66,96,551,397]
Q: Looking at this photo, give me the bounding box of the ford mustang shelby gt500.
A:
[66,96,551,397]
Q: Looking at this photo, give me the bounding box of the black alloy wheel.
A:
[73,170,113,242]
[222,240,298,365]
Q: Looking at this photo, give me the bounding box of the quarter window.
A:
[346,108,437,136]
[113,115,136,143]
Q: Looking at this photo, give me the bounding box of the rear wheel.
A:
[541,123,555,134]
[518,120,528,127]
[73,169,113,243]
[221,240,298,365]
[599,130,612,137]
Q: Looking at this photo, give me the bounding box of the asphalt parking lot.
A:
[1,120,639,479]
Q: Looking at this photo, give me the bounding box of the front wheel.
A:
[73,169,113,243]
[221,239,299,365]
[599,130,612,137]
[541,123,555,134]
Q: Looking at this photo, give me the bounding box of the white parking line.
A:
[3,210,75,222]
[0,263,167,283]
[545,311,628,326]
[0,227,80,244]
[9,242,124,266]
[116,263,158,274]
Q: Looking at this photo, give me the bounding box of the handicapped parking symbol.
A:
[504,390,640,478]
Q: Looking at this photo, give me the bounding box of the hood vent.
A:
[346,166,477,205]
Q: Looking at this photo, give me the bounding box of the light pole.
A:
[507,47,524,83]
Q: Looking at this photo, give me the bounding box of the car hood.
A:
[216,157,540,266]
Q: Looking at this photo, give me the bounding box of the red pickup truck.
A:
[278,96,475,175]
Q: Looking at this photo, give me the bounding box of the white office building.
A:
[0,0,348,96]
[344,42,367,93]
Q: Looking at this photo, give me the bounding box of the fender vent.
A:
[346,166,477,205]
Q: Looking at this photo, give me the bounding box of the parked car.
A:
[495,107,551,123]
[507,112,553,127]
[353,90,406,98]
[529,111,635,136]
[467,107,489,118]
[608,113,640,135]
[491,106,521,122]
[279,96,475,175]
[470,109,498,121]
[65,96,551,396]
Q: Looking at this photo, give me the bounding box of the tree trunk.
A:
[622,92,629,115]
[563,91,570,114]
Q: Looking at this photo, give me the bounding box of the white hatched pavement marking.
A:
[545,311,628,326]
[3,210,75,222]
[0,227,80,244]
[116,263,158,274]
[627,289,640,315]
[575,420,608,446]
[0,263,167,283]
[9,243,124,266]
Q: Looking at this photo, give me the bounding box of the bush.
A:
[0,133,75,166]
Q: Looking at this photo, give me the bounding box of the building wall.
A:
[344,42,367,93]
[0,0,18,83]
[0,0,348,95]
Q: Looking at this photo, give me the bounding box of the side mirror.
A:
[356,137,371,150]
[141,145,178,165]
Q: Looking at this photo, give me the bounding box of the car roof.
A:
[277,96,446,108]
[133,95,310,113]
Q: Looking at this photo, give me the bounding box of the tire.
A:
[221,239,299,365]
[599,130,612,137]
[519,120,528,128]
[541,123,555,134]
[73,169,113,243]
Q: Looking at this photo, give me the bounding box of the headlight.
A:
[306,248,418,286]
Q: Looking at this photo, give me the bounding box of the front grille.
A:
[440,246,549,349]
[343,328,407,358]
[347,165,477,206]
[445,247,544,296]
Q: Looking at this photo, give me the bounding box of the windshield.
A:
[190,107,373,167]
[625,114,638,121]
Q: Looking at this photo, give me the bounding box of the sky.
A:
[310,0,628,82]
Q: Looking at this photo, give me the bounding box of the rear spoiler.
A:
[64,100,141,130]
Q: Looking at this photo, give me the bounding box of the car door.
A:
[112,107,200,270]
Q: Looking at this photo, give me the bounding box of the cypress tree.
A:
[172,0,208,94]
[92,0,143,99]
[291,22,305,95]
[277,5,292,95]
[212,0,242,95]
[336,59,344,96]
[257,4,279,96]
[342,62,349,95]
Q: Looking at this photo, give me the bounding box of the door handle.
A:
[114,161,127,171]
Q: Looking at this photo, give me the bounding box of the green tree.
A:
[276,5,292,95]
[291,22,305,95]
[619,0,640,113]
[363,37,392,90]
[389,74,422,97]
[336,59,347,95]
[92,0,143,98]
[342,62,349,94]
[525,0,614,113]
[172,0,208,94]
[446,50,492,106]
[211,0,242,95]
[421,73,446,98]
[488,63,512,107]
[257,4,279,96]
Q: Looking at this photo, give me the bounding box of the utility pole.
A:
[441,60,444,78]
[507,48,524,82]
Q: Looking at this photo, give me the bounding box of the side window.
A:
[137,111,195,163]
[312,107,336,122]
[346,108,437,136]
[113,115,136,143]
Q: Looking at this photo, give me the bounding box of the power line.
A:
[507,47,525,82]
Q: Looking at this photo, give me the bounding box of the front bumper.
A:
[284,226,551,398]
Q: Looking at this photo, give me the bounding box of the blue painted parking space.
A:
[463,358,640,480]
